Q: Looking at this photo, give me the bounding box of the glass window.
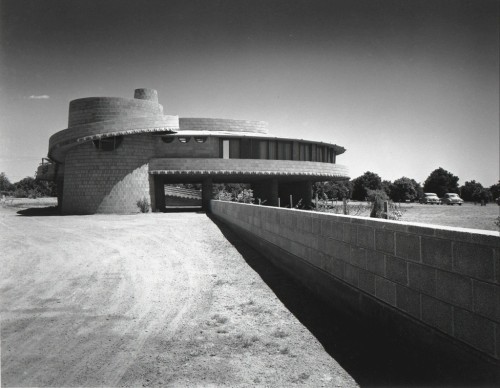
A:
[268,141,276,159]
[259,140,268,159]
[93,136,123,151]
[229,139,240,158]
[222,140,230,159]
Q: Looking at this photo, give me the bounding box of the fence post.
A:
[278,197,280,207]
[383,201,389,219]
[290,195,293,208]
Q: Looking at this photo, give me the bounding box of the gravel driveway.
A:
[0,207,356,387]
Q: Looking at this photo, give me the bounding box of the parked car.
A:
[441,193,464,206]
[420,193,441,204]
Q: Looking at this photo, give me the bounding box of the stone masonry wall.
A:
[62,134,155,214]
[211,200,500,362]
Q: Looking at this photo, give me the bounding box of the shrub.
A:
[136,197,150,213]
[236,189,254,203]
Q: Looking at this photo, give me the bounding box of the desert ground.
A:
[2,198,499,387]
[0,202,356,387]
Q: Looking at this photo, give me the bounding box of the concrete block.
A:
[311,217,321,235]
[395,233,420,262]
[421,295,453,335]
[328,239,350,262]
[327,221,344,241]
[408,263,436,296]
[435,270,473,310]
[367,251,385,277]
[375,277,396,306]
[343,223,357,244]
[350,246,367,269]
[344,263,359,287]
[421,237,453,270]
[473,280,500,323]
[453,242,495,282]
[359,269,376,295]
[396,284,421,319]
[357,225,375,249]
[454,308,496,356]
[375,229,395,255]
[385,256,408,285]
[320,218,332,237]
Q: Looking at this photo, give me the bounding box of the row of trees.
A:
[2,167,499,204]
[314,168,500,204]
[0,173,56,198]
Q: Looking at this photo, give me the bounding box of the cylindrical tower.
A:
[134,88,158,103]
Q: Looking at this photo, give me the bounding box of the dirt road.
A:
[0,205,356,387]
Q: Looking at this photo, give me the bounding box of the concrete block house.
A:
[37,88,349,214]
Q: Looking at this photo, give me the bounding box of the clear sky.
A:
[1,0,498,186]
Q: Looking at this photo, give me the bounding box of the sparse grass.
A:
[210,314,228,325]
[272,328,288,338]
[319,201,499,231]
[291,372,310,383]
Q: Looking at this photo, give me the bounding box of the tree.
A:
[423,167,459,198]
[314,180,352,200]
[460,180,483,202]
[490,181,500,203]
[0,172,14,193]
[13,176,56,198]
[390,177,419,203]
[351,172,382,201]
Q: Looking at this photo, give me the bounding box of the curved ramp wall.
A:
[68,97,164,127]
[61,134,155,214]
[179,118,268,134]
[211,201,500,364]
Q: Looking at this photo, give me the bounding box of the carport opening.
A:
[164,184,202,211]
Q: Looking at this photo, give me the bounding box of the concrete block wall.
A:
[211,200,500,362]
[149,158,349,179]
[68,97,164,127]
[155,136,219,158]
[179,118,268,134]
[61,134,155,214]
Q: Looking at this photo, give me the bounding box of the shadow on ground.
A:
[210,215,500,388]
[16,206,60,216]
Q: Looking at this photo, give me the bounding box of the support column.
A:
[202,178,213,212]
[269,178,279,206]
[153,175,165,212]
[303,180,313,209]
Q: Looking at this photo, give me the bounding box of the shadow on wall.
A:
[209,215,500,387]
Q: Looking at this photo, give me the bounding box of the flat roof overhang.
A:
[149,158,350,182]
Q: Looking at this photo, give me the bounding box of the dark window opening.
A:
[92,136,123,151]
[161,136,175,143]
[194,137,207,143]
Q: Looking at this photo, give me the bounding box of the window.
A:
[92,136,123,151]
[222,140,230,159]
[221,139,240,158]
[194,137,207,143]
[161,136,175,143]
[178,137,191,143]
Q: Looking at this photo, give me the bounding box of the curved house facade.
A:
[38,88,349,214]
